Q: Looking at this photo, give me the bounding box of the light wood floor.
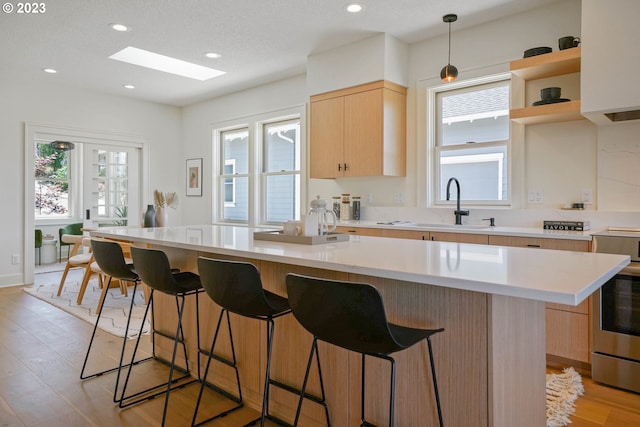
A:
[2,282,640,427]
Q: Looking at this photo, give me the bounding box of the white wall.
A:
[1,76,181,286]
[180,75,308,225]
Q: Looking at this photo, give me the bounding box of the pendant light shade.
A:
[49,140,75,151]
[440,13,458,82]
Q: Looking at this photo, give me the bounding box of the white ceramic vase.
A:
[155,206,168,227]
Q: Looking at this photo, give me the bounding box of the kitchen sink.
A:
[401,223,490,230]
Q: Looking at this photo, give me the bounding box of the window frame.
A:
[427,72,512,208]
[211,105,306,227]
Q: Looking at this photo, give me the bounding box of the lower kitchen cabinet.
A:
[335,226,382,237]
[380,228,429,240]
[430,232,489,244]
[545,306,591,363]
[489,235,592,365]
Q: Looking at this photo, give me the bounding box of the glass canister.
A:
[332,196,341,219]
[340,194,351,221]
[352,196,361,220]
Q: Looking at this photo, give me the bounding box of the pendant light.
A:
[49,140,75,151]
[440,13,458,82]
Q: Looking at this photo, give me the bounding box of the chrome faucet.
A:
[446,177,469,225]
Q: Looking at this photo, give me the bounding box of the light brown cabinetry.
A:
[380,229,430,240]
[431,232,489,245]
[510,47,583,125]
[335,226,382,237]
[310,80,406,178]
[489,234,591,364]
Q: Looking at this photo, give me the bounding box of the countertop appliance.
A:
[592,231,640,393]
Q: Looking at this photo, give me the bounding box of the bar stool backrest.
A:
[130,247,179,295]
[91,239,138,281]
[286,273,404,355]
[197,256,280,317]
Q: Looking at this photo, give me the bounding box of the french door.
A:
[82,144,140,228]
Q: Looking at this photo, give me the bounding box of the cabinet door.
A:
[335,226,381,237]
[431,232,489,244]
[380,229,429,240]
[343,89,383,177]
[488,235,590,252]
[310,97,344,178]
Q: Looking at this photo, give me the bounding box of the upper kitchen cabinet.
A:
[510,47,583,125]
[310,80,406,178]
[581,0,640,125]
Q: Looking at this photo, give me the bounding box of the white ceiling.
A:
[1,0,559,106]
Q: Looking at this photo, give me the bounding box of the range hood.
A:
[581,0,640,126]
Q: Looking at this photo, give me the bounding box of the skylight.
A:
[109,46,225,81]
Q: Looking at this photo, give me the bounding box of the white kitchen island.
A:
[92,225,629,427]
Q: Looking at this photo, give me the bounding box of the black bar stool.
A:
[194,257,330,427]
[80,239,153,405]
[286,273,445,427]
[122,246,204,426]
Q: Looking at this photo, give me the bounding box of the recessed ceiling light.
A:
[345,3,363,13]
[204,52,221,59]
[123,84,135,89]
[110,23,130,32]
[42,68,57,74]
[110,46,225,81]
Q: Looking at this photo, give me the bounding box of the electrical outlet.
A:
[365,192,373,204]
[527,190,543,204]
[11,254,19,265]
[392,191,404,205]
[581,189,593,205]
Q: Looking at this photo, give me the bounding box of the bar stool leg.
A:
[160,294,187,426]
[191,308,243,427]
[80,277,152,383]
[117,290,196,410]
[293,337,330,427]
[427,337,444,427]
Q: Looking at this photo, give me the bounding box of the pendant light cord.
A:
[447,21,452,65]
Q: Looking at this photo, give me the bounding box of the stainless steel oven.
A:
[592,232,640,393]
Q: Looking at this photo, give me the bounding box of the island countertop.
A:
[91,224,629,306]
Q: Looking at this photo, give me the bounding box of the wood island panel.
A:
[149,246,546,427]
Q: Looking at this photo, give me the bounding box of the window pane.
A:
[439,145,507,201]
[440,84,509,146]
[222,129,249,174]
[264,120,300,172]
[265,174,300,222]
[35,142,70,217]
[222,176,248,221]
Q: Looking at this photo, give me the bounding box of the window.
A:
[433,77,510,204]
[220,128,249,222]
[35,141,72,218]
[214,106,304,226]
[93,149,130,225]
[223,159,236,206]
[262,119,301,223]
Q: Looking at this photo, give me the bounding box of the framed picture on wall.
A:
[186,158,203,196]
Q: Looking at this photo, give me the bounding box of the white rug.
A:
[24,268,150,339]
[546,367,584,427]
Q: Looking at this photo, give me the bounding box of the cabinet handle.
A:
[527,244,541,248]
[343,163,348,171]
[337,163,342,171]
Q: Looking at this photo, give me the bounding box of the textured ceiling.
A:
[1,0,558,106]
